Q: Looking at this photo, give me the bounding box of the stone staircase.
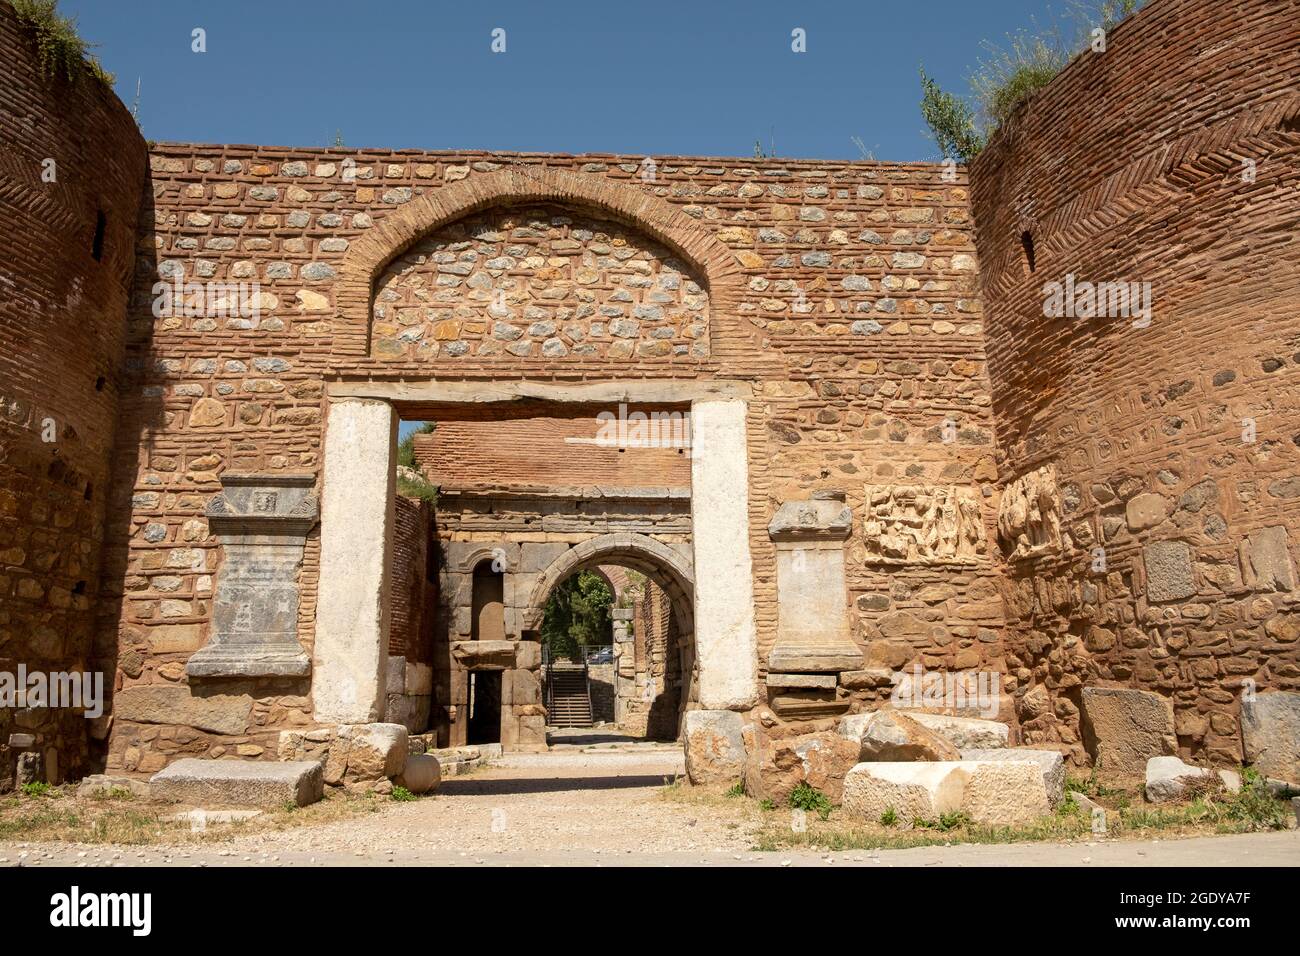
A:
[547,663,593,728]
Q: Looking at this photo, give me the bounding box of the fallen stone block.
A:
[1219,769,1243,793]
[1081,686,1176,778]
[324,722,409,785]
[425,746,485,777]
[277,728,333,763]
[959,760,1053,826]
[683,710,745,785]
[840,762,968,826]
[1144,755,1228,803]
[906,712,1010,749]
[960,748,1065,807]
[1241,691,1300,784]
[75,774,152,801]
[1266,778,1299,799]
[150,759,324,807]
[396,753,441,795]
[742,728,859,804]
[839,710,961,762]
[1073,792,1104,817]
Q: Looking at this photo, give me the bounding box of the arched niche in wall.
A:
[470,557,505,643]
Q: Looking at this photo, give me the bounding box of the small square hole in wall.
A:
[92,210,106,261]
[1020,230,1036,275]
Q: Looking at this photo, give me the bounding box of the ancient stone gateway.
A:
[311,382,758,739]
[3,0,1298,795]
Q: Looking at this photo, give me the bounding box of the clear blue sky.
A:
[63,0,1073,439]
[68,0,1066,162]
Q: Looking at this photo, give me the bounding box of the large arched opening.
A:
[524,533,696,742]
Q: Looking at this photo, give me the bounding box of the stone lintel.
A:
[769,694,852,719]
[451,640,516,670]
[765,672,838,690]
[768,642,864,673]
[325,378,753,405]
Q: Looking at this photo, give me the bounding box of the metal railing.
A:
[540,643,604,727]
[541,644,612,665]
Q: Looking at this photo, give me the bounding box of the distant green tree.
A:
[396,422,437,502]
[540,571,613,659]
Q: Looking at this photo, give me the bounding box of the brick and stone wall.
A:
[0,3,147,786]
[93,141,1000,769]
[8,0,1290,781]
[970,0,1300,765]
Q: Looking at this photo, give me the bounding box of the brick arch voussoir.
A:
[333,166,746,358]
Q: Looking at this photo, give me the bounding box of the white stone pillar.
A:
[313,398,397,723]
[689,399,758,710]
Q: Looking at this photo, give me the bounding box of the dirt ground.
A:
[2,744,1297,867]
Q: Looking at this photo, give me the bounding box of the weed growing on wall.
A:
[396,422,439,503]
[969,27,1070,131]
[919,0,1145,159]
[919,67,984,163]
[10,0,114,85]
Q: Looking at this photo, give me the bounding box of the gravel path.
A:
[2,748,1297,867]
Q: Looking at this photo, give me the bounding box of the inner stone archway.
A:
[522,532,694,638]
[525,534,697,741]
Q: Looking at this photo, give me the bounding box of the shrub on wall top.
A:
[9,0,114,85]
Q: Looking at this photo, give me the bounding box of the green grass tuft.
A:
[788,781,833,821]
